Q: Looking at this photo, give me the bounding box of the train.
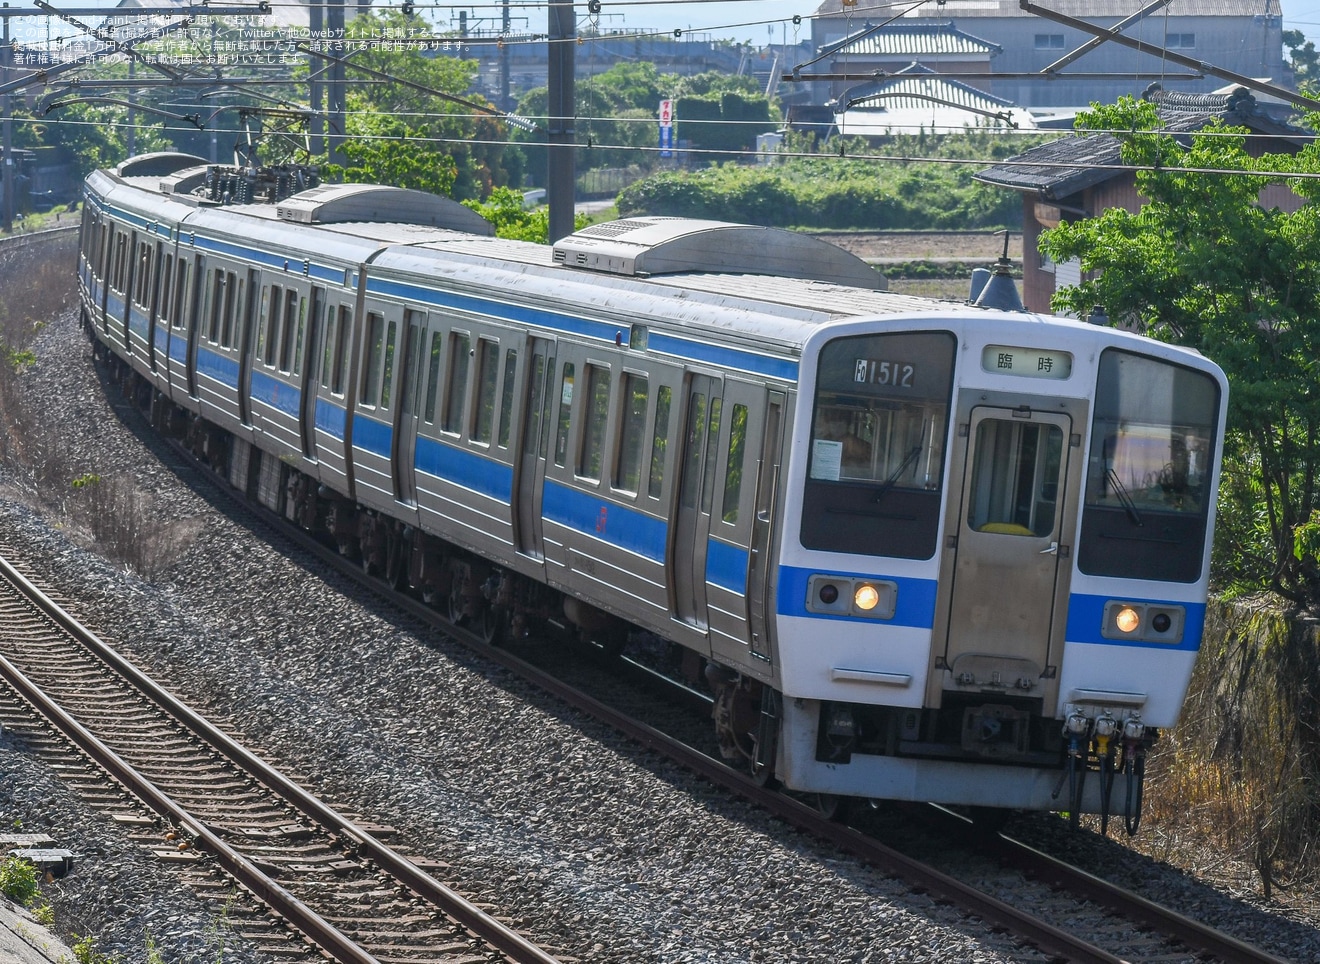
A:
[77,152,1228,828]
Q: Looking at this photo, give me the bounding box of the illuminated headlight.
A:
[807,575,897,619]
[1102,601,1185,644]
[855,584,881,611]
[1115,606,1141,635]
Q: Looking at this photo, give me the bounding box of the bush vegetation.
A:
[615,131,1046,230]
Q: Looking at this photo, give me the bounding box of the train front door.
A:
[935,403,1079,705]
[672,372,723,631]
[514,337,556,559]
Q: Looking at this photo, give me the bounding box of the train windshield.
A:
[1079,349,1221,582]
[801,331,956,559]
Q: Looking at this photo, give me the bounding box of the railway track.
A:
[128,427,1292,964]
[0,542,565,964]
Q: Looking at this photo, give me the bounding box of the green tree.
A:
[1039,96,1320,608]
[315,11,523,200]
[463,186,586,241]
[1284,29,1319,87]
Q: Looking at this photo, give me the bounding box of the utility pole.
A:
[2,4,11,234]
[327,0,345,169]
[546,0,574,243]
[310,0,323,160]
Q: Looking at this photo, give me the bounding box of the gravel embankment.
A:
[1,303,1318,963]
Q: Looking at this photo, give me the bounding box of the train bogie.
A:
[78,158,1228,825]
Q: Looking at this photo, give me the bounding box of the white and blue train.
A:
[79,153,1228,826]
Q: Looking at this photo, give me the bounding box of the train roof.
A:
[89,159,1059,364]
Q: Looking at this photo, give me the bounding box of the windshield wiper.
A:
[873,446,923,503]
[1106,469,1144,526]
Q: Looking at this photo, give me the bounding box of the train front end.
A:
[774,313,1226,817]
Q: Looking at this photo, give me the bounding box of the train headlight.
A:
[854,584,881,611]
[1102,601,1186,644]
[806,575,897,620]
[1115,606,1141,635]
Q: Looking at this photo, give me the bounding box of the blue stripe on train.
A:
[775,566,938,628]
[1064,594,1205,651]
[415,435,514,502]
[542,479,668,563]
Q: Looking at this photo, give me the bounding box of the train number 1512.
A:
[855,358,916,388]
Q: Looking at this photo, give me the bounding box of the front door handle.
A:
[1040,541,1058,555]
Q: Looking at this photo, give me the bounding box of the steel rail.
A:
[0,550,563,964]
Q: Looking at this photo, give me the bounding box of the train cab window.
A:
[443,332,471,434]
[721,403,748,524]
[554,363,575,467]
[379,320,398,409]
[473,339,500,444]
[579,365,611,480]
[497,349,517,448]
[423,331,443,422]
[362,311,385,405]
[615,374,649,493]
[1079,349,1221,583]
[649,385,673,499]
[801,330,956,559]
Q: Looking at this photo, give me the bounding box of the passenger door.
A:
[937,403,1078,702]
[672,372,722,630]
[746,391,785,663]
[392,310,426,505]
[515,337,556,559]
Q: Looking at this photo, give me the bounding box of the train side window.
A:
[321,304,339,385]
[497,348,517,448]
[473,338,500,444]
[172,261,189,331]
[443,332,471,434]
[540,357,557,459]
[423,331,442,422]
[379,319,398,409]
[648,384,672,499]
[721,403,748,524]
[523,353,546,456]
[701,398,723,514]
[292,296,307,376]
[334,306,352,395]
[206,269,223,342]
[261,286,280,365]
[362,311,385,406]
[221,271,238,348]
[134,243,151,309]
[157,256,174,325]
[615,374,648,493]
[554,363,575,467]
[278,290,298,372]
[579,365,611,480]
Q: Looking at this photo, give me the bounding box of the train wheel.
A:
[813,793,851,822]
[383,528,407,590]
[481,605,507,646]
[447,576,468,627]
